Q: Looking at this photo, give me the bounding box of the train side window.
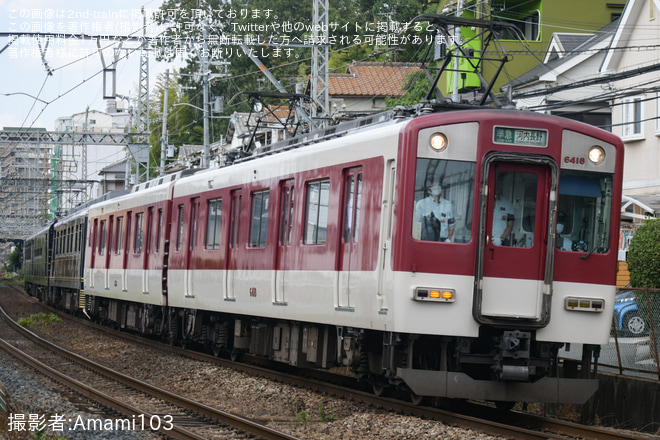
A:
[413,159,475,243]
[304,180,330,245]
[91,219,98,254]
[99,220,107,255]
[115,217,124,254]
[249,190,270,247]
[206,198,222,250]
[189,198,200,251]
[229,191,242,249]
[343,170,362,244]
[176,205,185,251]
[68,226,73,254]
[279,180,295,246]
[134,213,144,254]
[156,209,163,252]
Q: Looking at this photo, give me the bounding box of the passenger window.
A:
[134,213,144,254]
[206,198,222,249]
[176,205,184,251]
[279,181,295,246]
[249,190,270,247]
[304,180,330,245]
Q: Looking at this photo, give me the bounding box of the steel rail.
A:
[0,301,301,440]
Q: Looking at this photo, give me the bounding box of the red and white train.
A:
[25,106,623,406]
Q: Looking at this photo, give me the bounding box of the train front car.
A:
[388,109,623,405]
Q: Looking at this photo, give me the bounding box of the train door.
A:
[142,207,153,294]
[338,167,363,309]
[89,219,97,289]
[184,198,200,297]
[275,180,295,304]
[104,216,113,290]
[377,161,396,312]
[122,212,131,291]
[477,158,557,324]
[226,190,242,301]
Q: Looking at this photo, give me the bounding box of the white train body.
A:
[26,108,624,405]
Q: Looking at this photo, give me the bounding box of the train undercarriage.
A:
[32,287,600,406]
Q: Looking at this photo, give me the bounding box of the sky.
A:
[0,0,180,131]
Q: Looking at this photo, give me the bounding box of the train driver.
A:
[413,179,455,242]
[556,211,573,251]
[492,174,515,246]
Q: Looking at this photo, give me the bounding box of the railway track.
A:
[1,284,652,440]
[0,288,302,440]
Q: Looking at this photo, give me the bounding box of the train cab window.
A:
[249,190,270,247]
[206,198,222,250]
[134,213,144,254]
[556,171,613,254]
[413,159,475,243]
[304,180,330,245]
[176,205,185,251]
[493,171,537,248]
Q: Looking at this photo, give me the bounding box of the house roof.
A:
[505,19,619,90]
[98,159,127,175]
[328,62,420,98]
[602,0,660,73]
[543,33,594,64]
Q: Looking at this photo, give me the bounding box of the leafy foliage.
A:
[628,220,660,288]
[148,0,432,162]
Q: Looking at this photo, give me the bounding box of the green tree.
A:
[628,220,660,288]
[5,242,22,273]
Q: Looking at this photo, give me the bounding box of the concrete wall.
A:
[582,373,660,432]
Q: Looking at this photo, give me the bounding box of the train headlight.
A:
[429,132,448,152]
[588,146,605,164]
[413,287,455,302]
[564,296,604,312]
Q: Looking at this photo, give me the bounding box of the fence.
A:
[561,287,660,381]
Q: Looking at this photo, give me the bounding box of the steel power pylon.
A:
[311,0,330,127]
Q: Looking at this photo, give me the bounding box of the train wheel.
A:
[409,390,424,406]
[372,382,388,398]
[213,346,222,357]
[230,349,241,362]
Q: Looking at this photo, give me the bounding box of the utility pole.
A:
[311,0,330,125]
[452,0,464,102]
[160,69,169,176]
[136,6,150,182]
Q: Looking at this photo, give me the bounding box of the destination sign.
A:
[493,126,548,148]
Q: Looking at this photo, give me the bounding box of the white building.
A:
[53,102,131,209]
[601,0,660,219]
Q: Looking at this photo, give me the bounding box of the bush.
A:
[628,219,660,288]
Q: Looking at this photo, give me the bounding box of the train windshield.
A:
[556,171,613,254]
[412,159,475,243]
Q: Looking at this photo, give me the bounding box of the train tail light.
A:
[564,297,605,312]
[414,287,455,302]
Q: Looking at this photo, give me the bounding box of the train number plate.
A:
[493,126,548,148]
